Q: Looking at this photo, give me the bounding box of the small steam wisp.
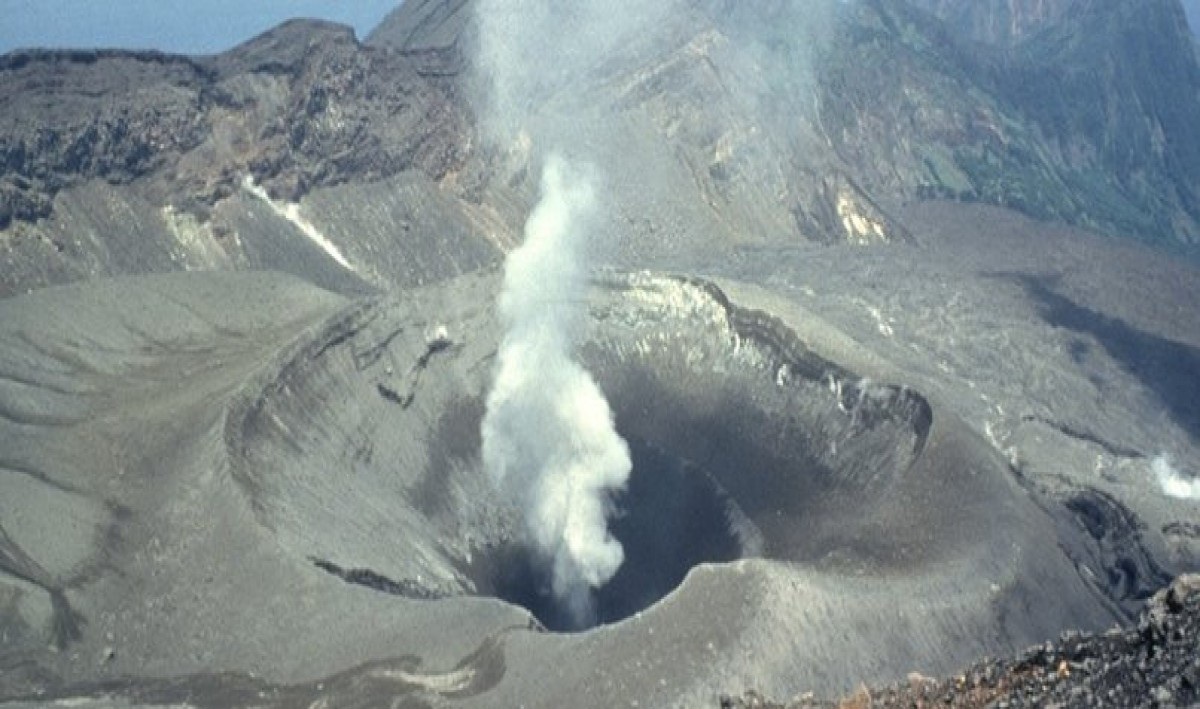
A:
[481,154,631,627]
[1152,455,1200,500]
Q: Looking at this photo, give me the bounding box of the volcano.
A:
[2,1,1200,707]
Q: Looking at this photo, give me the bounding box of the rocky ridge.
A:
[0,20,465,227]
[723,575,1200,708]
[0,19,494,297]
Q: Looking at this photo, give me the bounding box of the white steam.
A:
[470,0,839,625]
[1152,455,1200,500]
[481,154,631,625]
[471,0,660,626]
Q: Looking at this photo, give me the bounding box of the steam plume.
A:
[471,0,838,626]
[481,154,631,626]
[1152,455,1200,500]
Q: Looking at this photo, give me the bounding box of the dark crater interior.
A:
[461,278,936,631]
[481,437,745,631]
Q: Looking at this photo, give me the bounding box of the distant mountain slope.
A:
[3,0,1200,297]
[367,0,472,52]
[906,0,1079,46]
[371,0,1200,246]
[908,0,1200,240]
[910,0,1200,44]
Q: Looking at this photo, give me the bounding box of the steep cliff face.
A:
[0,20,467,224]
[906,0,1079,45]
[903,0,1200,240]
[0,50,211,227]
[996,0,1200,240]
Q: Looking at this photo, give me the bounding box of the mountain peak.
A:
[367,0,472,52]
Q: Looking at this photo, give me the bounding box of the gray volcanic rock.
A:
[0,50,209,226]
[724,574,1200,708]
[0,269,1135,707]
[0,20,466,219]
[0,272,525,697]
[368,0,473,53]
[4,207,1199,707]
[0,20,497,296]
[203,20,466,202]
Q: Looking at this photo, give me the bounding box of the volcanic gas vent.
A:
[226,272,933,633]
[474,436,748,631]
[467,274,934,630]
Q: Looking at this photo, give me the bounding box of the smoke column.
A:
[480,154,631,627]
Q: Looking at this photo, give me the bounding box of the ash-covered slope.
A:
[725,575,1200,708]
[0,268,1139,707]
[2,223,1196,707]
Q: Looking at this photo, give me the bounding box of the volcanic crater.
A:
[227,271,1073,642]
[0,268,1141,705]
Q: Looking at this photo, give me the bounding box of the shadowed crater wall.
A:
[580,275,934,569]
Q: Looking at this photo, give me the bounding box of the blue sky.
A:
[0,0,1196,57]
[0,1,402,55]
